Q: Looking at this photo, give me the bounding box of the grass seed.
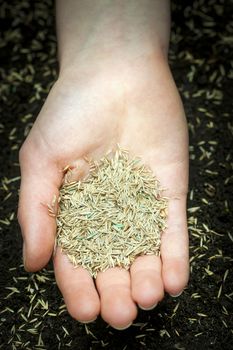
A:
[56,146,168,278]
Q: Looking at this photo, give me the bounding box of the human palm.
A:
[18,64,189,329]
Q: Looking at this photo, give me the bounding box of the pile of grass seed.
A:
[56,147,167,277]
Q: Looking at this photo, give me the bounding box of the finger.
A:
[54,247,100,322]
[18,146,62,271]
[161,194,189,297]
[131,255,164,310]
[147,154,189,297]
[96,268,137,330]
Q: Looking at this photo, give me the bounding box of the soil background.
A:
[0,0,232,349]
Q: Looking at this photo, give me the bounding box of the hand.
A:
[18,58,189,329]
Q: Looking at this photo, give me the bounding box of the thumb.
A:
[18,146,63,272]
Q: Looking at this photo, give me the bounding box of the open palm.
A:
[18,67,189,330]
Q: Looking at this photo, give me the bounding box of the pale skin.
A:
[18,0,189,330]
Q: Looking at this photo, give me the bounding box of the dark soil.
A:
[0,0,232,349]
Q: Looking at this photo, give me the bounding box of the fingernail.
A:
[79,317,97,324]
[138,303,157,311]
[113,322,132,331]
[170,291,183,298]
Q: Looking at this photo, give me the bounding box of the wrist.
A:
[58,44,168,84]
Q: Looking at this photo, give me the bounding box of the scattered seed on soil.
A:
[1,0,233,348]
[56,146,168,277]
